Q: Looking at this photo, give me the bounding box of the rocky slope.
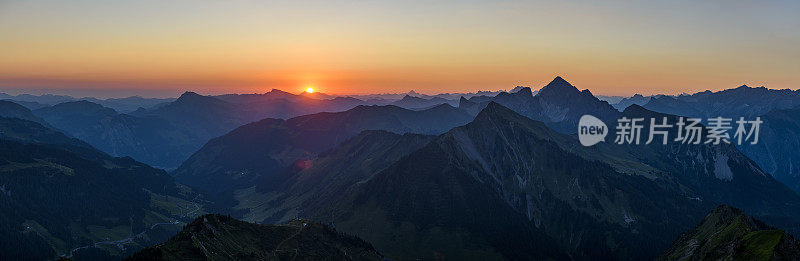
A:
[661,205,800,261]
[127,214,382,261]
[311,103,800,260]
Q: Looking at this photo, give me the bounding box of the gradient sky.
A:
[1,0,798,97]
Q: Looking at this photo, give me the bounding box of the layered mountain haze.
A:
[134,92,257,141]
[0,93,174,113]
[0,100,52,127]
[0,117,205,259]
[0,88,474,170]
[213,89,367,120]
[2,76,799,260]
[31,100,204,169]
[0,93,75,107]
[159,78,800,260]
[391,95,457,109]
[612,94,651,111]
[641,85,800,119]
[5,0,800,258]
[0,117,102,160]
[2,90,375,169]
[172,104,473,207]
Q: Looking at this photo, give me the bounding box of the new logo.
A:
[578,115,607,146]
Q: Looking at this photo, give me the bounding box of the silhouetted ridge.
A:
[53,100,113,111]
[398,94,422,101]
[516,86,533,97]
[539,76,579,95]
[177,91,201,99]
[622,103,649,114]
[475,101,516,119]
[470,101,552,132]
[426,103,457,110]
[268,88,292,94]
[0,100,50,126]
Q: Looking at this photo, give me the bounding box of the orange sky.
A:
[1,1,798,97]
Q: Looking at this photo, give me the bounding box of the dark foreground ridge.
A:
[126,214,383,261]
[661,205,800,260]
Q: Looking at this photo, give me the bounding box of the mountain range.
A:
[615,86,800,196]
[0,90,464,169]
[0,100,51,127]
[458,76,620,133]
[640,85,800,119]
[0,116,204,259]
[736,106,800,194]
[173,94,800,259]
[31,100,204,169]
[0,93,174,113]
[304,102,799,259]
[3,76,800,260]
[172,104,474,210]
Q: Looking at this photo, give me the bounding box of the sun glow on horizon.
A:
[1,1,798,96]
[306,87,314,93]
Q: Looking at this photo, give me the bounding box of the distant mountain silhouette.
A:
[1,99,48,110]
[390,94,456,109]
[215,89,325,104]
[21,90,390,169]
[509,85,528,93]
[0,93,75,105]
[136,92,255,139]
[34,100,118,126]
[612,93,650,111]
[641,85,800,119]
[0,117,101,159]
[172,104,473,208]
[460,76,620,133]
[83,96,175,113]
[596,94,625,104]
[0,100,52,127]
[32,100,203,168]
[0,93,174,112]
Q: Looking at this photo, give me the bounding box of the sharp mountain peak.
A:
[538,76,581,97]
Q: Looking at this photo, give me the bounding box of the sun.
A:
[306,87,314,93]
